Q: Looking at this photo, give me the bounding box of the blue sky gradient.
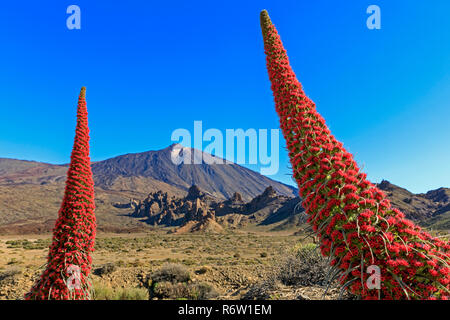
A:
[0,1,449,193]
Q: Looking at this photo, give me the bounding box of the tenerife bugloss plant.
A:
[25,87,96,300]
[259,10,449,299]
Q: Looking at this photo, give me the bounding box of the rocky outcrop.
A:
[130,185,300,233]
[377,180,450,220]
[129,182,450,234]
[185,185,203,201]
[243,186,284,213]
[130,186,223,232]
[171,186,223,234]
[214,192,245,216]
[131,191,184,226]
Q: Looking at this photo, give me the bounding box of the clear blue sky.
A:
[0,1,449,193]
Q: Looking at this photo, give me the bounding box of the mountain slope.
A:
[0,159,67,185]
[377,180,450,221]
[0,150,448,234]
[0,145,297,200]
[0,145,297,234]
[91,144,297,200]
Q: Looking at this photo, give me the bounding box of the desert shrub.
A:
[115,287,149,300]
[241,273,280,300]
[92,284,116,300]
[152,281,191,299]
[5,239,50,250]
[152,281,218,300]
[278,244,329,286]
[93,283,148,300]
[150,263,191,284]
[189,282,219,300]
[0,268,22,282]
[93,262,116,276]
[149,263,218,300]
[6,240,28,248]
[242,243,333,300]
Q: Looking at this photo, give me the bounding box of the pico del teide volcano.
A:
[25,87,96,300]
[259,9,449,299]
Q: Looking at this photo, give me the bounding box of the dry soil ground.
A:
[1,230,340,300]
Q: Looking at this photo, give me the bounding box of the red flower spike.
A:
[260,10,449,300]
[25,87,96,300]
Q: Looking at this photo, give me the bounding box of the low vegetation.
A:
[0,232,307,300]
[278,243,330,286]
[242,243,339,300]
[93,282,148,300]
[148,263,219,300]
[93,263,117,276]
[5,239,50,250]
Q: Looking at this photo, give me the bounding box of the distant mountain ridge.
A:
[0,144,297,200]
[0,146,449,234]
[376,180,450,230]
[0,144,297,234]
[91,144,297,200]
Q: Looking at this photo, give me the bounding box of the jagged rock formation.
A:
[130,186,219,230]
[129,185,303,233]
[128,181,450,234]
[214,192,245,216]
[2,146,449,234]
[131,191,182,226]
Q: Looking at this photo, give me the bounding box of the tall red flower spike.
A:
[25,87,96,300]
[260,10,449,299]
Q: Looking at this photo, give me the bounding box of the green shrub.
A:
[93,262,116,276]
[189,282,219,300]
[149,263,218,300]
[5,239,50,250]
[152,281,191,299]
[150,263,191,284]
[151,281,218,300]
[93,283,148,300]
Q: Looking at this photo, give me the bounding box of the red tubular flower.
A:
[260,10,449,299]
[25,87,96,300]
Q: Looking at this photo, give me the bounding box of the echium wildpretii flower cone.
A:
[25,87,96,300]
[260,10,449,299]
